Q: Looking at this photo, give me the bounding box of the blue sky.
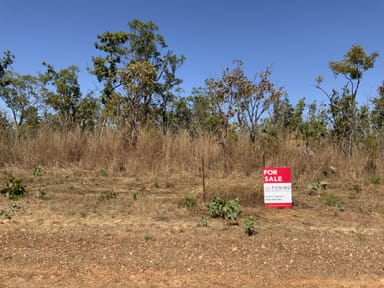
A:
[1,0,383,108]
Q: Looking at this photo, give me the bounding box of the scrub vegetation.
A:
[1,19,384,287]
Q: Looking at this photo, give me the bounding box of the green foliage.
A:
[32,165,45,176]
[0,209,11,219]
[199,216,209,227]
[244,216,256,236]
[208,61,284,143]
[0,204,21,220]
[131,189,140,200]
[99,168,108,177]
[317,45,379,155]
[179,196,197,210]
[0,178,28,200]
[368,175,381,185]
[207,197,226,218]
[40,63,82,130]
[0,71,40,137]
[349,184,362,200]
[207,197,241,221]
[320,192,345,209]
[0,50,14,84]
[91,19,185,141]
[307,181,328,195]
[36,189,48,199]
[97,190,117,201]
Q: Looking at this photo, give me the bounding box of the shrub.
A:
[207,197,241,221]
[32,165,45,176]
[97,190,117,201]
[131,189,140,200]
[244,216,256,236]
[0,178,28,200]
[321,192,345,209]
[179,196,197,209]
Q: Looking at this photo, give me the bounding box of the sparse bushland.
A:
[0,126,383,208]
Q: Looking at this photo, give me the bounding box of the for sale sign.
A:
[263,167,292,208]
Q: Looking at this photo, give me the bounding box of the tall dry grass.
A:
[0,127,382,204]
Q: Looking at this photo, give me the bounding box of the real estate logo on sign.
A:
[263,167,292,208]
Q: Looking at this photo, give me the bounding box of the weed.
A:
[11,203,22,212]
[67,185,76,191]
[80,211,87,218]
[307,181,328,195]
[32,165,45,176]
[368,175,381,185]
[36,189,48,199]
[153,182,160,189]
[100,168,108,177]
[207,197,226,218]
[321,192,345,209]
[179,196,197,210]
[244,216,256,236]
[199,216,209,227]
[349,184,362,199]
[131,189,140,200]
[0,204,22,219]
[97,190,117,201]
[207,197,241,222]
[0,178,28,200]
[0,210,11,219]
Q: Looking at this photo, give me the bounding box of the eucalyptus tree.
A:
[0,50,14,86]
[91,19,185,143]
[0,71,40,138]
[40,63,82,131]
[316,45,379,155]
[208,60,284,143]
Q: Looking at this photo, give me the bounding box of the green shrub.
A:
[244,216,256,236]
[131,189,140,200]
[321,192,345,209]
[179,196,197,209]
[307,181,328,195]
[207,197,241,221]
[0,178,28,200]
[97,190,117,201]
[32,165,45,176]
[368,175,381,185]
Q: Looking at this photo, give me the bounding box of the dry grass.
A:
[0,128,383,207]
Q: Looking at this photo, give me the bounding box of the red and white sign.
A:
[263,167,292,208]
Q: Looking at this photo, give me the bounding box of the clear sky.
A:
[1,0,383,108]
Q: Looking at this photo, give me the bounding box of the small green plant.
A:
[179,196,197,209]
[349,184,362,199]
[100,168,108,177]
[11,203,22,212]
[80,211,87,218]
[207,197,241,222]
[131,189,140,200]
[368,175,381,185]
[67,185,76,191]
[36,189,48,199]
[307,180,328,195]
[321,192,345,209]
[32,165,45,176]
[207,197,226,218]
[244,216,256,236]
[0,209,11,219]
[199,216,209,227]
[0,178,28,200]
[153,182,160,189]
[97,190,117,201]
